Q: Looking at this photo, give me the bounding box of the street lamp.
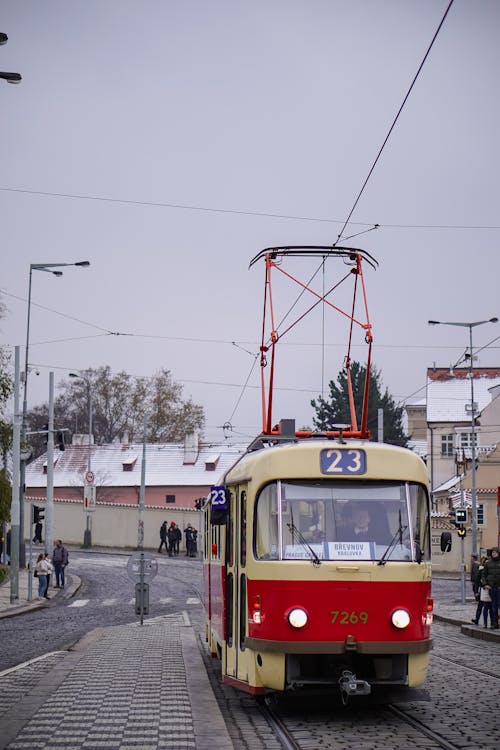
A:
[69,371,93,547]
[19,261,90,566]
[428,317,498,557]
[1,32,22,82]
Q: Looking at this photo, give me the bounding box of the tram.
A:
[203,247,433,700]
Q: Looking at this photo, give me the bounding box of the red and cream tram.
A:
[203,247,434,699]
[203,422,432,698]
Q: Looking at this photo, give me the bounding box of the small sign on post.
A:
[83,484,96,512]
[127,552,158,625]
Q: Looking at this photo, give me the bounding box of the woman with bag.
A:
[34,552,49,600]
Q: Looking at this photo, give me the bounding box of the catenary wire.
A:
[334,0,455,244]
[1,186,499,231]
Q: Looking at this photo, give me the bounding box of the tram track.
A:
[261,700,468,750]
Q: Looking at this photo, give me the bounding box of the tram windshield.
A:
[254,480,430,562]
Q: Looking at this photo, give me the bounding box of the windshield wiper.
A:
[286,522,321,566]
[378,511,408,566]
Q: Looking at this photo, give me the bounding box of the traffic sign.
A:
[126,552,158,583]
[85,470,95,485]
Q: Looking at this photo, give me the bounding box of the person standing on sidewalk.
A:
[34,553,49,599]
[481,547,500,629]
[52,539,69,589]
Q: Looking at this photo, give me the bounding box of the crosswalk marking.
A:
[68,597,200,608]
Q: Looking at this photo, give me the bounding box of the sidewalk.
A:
[0,565,233,750]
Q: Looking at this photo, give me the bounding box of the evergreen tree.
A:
[311,361,408,446]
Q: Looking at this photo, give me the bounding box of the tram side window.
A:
[226,572,233,647]
[408,483,431,561]
[240,491,247,568]
[254,484,279,559]
[227,490,234,567]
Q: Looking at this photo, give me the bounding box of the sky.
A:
[1,0,500,444]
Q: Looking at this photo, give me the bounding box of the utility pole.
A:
[45,373,55,555]
[138,415,147,549]
[10,347,21,603]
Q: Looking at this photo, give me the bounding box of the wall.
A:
[24,498,204,551]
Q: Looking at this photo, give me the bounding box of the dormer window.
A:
[42,457,59,474]
[205,454,220,471]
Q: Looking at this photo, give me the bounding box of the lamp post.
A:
[69,372,93,547]
[428,317,498,558]
[0,32,22,83]
[19,261,90,566]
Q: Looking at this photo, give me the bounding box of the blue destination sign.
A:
[320,448,366,475]
[210,485,227,509]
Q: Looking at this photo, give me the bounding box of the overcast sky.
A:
[1,0,499,443]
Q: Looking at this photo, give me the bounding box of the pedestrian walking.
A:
[32,520,43,544]
[481,547,500,629]
[34,552,49,599]
[158,521,168,553]
[167,522,177,557]
[52,539,69,588]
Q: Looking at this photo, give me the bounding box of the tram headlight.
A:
[391,608,411,629]
[288,607,308,629]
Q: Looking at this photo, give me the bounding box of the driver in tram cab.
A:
[338,505,389,544]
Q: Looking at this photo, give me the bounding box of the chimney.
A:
[183,431,199,465]
[122,431,129,450]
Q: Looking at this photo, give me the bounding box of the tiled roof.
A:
[25,440,248,489]
[427,371,500,422]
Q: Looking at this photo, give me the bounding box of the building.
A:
[24,432,248,549]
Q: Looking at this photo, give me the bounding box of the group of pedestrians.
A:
[158,521,198,558]
[471,546,500,629]
[33,539,69,600]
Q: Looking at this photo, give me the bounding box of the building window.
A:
[477,504,484,526]
[458,431,477,450]
[441,434,454,457]
[166,494,176,504]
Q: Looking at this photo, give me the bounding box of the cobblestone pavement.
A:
[0,613,232,750]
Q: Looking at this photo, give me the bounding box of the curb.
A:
[0,573,82,621]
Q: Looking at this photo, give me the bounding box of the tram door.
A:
[224,485,248,683]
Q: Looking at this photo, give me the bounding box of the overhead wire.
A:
[1,185,499,231]
[334,0,456,245]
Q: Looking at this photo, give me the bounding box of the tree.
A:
[0,295,14,469]
[311,361,408,446]
[0,469,11,527]
[26,366,205,456]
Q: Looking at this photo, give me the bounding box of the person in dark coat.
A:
[167,522,177,557]
[158,521,168,554]
[471,556,489,625]
[52,539,69,588]
[173,524,181,555]
[481,547,500,629]
[33,521,43,544]
[184,524,194,556]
